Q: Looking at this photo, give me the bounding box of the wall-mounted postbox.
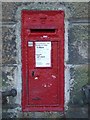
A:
[21,10,64,112]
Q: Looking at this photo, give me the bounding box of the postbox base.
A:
[22,106,64,112]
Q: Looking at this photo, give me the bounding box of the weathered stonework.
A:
[2,66,17,90]
[2,2,89,119]
[2,2,17,22]
[2,26,17,64]
[2,2,88,22]
[64,2,88,19]
[69,65,88,104]
[68,24,88,64]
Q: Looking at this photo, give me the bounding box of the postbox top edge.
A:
[21,10,64,14]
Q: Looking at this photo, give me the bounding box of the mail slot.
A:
[21,10,65,112]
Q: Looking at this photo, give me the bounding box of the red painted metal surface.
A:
[21,10,65,112]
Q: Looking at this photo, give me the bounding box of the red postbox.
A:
[21,10,64,112]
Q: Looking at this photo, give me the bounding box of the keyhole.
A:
[32,71,34,77]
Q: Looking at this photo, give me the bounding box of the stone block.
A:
[2,66,17,90]
[2,2,17,22]
[22,112,35,118]
[69,65,88,105]
[2,26,17,64]
[68,24,88,64]
[2,2,88,22]
[65,106,88,118]
[0,67,2,88]
[64,2,88,19]
[45,112,64,118]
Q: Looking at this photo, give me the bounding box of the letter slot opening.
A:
[30,29,56,33]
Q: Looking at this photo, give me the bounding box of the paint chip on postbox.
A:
[28,41,33,47]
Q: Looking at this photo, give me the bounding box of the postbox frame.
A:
[21,10,65,112]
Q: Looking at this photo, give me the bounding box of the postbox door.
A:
[27,41,61,105]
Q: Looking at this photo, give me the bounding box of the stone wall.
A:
[1,2,89,118]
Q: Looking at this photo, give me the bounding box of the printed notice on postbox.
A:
[35,42,51,67]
